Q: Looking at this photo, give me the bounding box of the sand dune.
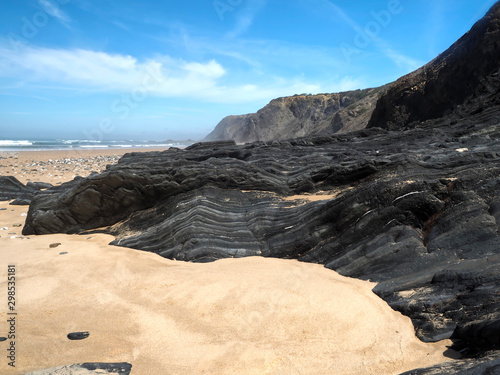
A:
[0,151,454,374]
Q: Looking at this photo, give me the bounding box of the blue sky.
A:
[0,0,497,141]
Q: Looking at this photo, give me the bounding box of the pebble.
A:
[0,208,6,211]
[0,227,7,230]
[2,154,121,186]
[13,223,22,227]
[49,243,62,248]
[59,252,68,255]
[67,332,90,340]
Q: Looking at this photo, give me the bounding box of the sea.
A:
[0,139,196,151]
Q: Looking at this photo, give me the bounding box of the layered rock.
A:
[0,176,37,203]
[203,87,387,143]
[23,115,500,351]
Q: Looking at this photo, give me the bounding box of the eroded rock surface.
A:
[0,176,36,202]
[23,118,500,351]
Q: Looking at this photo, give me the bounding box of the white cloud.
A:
[183,60,226,78]
[381,48,423,71]
[37,0,72,28]
[0,44,335,104]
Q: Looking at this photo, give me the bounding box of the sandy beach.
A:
[0,149,456,375]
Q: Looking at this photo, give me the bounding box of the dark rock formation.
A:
[0,176,36,202]
[204,87,387,143]
[400,352,500,375]
[450,319,500,354]
[27,181,53,190]
[23,116,500,347]
[23,362,132,375]
[368,2,500,130]
[10,198,33,206]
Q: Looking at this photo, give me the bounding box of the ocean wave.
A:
[0,139,193,150]
[0,140,33,146]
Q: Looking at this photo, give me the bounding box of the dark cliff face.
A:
[203,87,387,143]
[367,2,500,130]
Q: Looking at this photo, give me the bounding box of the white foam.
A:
[0,140,33,146]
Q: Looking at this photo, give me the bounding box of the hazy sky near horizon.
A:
[0,0,497,141]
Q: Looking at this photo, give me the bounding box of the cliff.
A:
[203,87,387,143]
[206,2,500,142]
[367,1,500,130]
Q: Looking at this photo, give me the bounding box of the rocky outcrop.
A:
[23,362,132,375]
[23,114,500,350]
[400,352,500,375]
[367,2,500,130]
[0,176,37,203]
[204,87,387,143]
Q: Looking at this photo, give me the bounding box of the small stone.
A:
[13,223,22,227]
[49,243,62,248]
[59,252,68,255]
[67,332,90,340]
[0,208,6,211]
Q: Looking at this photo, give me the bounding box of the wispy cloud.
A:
[0,43,332,104]
[0,92,55,103]
[37,0,72,28]
[313,0,423,72]
[226,0,267,38]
